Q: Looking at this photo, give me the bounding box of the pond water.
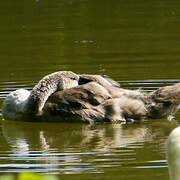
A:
[1,0,180,179]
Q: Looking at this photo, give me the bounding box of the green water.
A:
[1,0,180,179]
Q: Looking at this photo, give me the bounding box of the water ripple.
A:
[0,81,35,98]
[120,79,180,92]
[0,79,179,99]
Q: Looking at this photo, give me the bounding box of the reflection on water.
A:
[0,118,178,179]
[0,121,165,173]
[1,0,180,81]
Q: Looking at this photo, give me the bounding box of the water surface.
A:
[1,0,180,179]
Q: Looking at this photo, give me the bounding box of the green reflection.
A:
[0,0,180,81]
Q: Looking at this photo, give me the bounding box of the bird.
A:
[2,71,180,123]
[41,80,180,123]
[166,126,180,180]
[1,71,121,122]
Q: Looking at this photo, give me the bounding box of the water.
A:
[0,119,176,180]
[0,0,180,179]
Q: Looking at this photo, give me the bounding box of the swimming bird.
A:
[166,126,180,180]
[1,71,121,121]
[2,71,180,123]
[42,81,180,123]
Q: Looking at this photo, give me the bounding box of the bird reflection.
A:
[0,121,170,173]
[1,121,154,153]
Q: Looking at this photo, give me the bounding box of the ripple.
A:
[0,163,90,168]
[0,79,179,99]
[0,167,95,173]
[133,159,167,169]
[119,79,180,92]
[0,149,139,173]
[0,150,98,173]
[0,81,35,98]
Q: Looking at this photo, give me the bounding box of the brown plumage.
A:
[2,71,180,123]
[41,81,180,123]
[148,83,180,120]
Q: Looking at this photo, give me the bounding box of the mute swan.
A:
[166,126,180,180]
[2,71,121,122]
[2,71,180,123]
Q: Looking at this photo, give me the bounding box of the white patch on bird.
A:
[2,89,30,120]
